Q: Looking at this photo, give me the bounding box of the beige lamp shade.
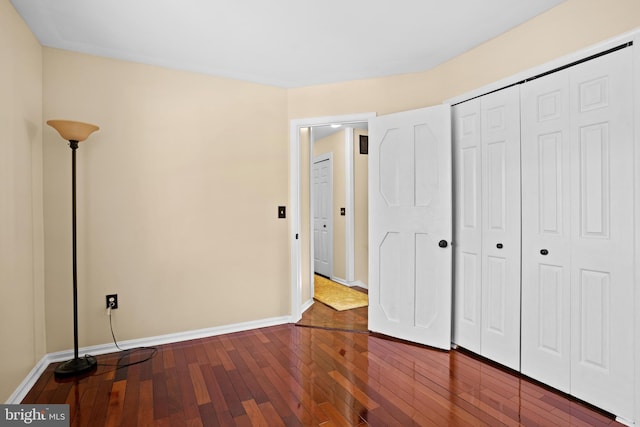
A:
[47,120,99,142]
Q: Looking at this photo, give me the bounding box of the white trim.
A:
[330,276,350,287]
[446,28,640,106]
[301,299,314,314]
[6,315,290,404]
[289,120,303,322]
[633,29,640,427]
[308,128,316,310]
[345,127,355,283]
[331,277,369,290]
[5,355,50,404]
[289,113,376,322]
[349,280,368,290]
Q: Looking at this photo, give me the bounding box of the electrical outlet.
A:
[106,294,118,309]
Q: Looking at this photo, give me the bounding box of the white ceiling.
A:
[11,0,565,88]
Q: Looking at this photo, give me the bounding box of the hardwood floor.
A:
[23,322,622,426]
[296,301,368,332]
[296,280,369,332]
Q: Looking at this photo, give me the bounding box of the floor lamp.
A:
[47,120,100,378]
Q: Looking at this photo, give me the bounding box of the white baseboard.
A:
[334,277,368,290]
[330,276,348,286]
[6,315,290,404]
[350,280,368,290]
[5,355,51,405]
[301,299,314,313]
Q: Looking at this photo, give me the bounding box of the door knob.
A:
[323,224,326,228]
[496,243,503,249]
[540,249,549,255]
[438,240,448,248]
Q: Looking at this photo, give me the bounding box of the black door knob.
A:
[540,249,549,255]
[439,240,448,248]
[323,224,326,228]
[496,243,503,249]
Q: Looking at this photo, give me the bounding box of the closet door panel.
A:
[480,86,521,370]
[569,48,634,420]
[521,70,572,393]
[452,100,482,353]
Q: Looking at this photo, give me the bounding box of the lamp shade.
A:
[47,120,99,142]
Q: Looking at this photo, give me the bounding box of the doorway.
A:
[290,107,453,344]
[309,124,369,331]
[289,113,375,325]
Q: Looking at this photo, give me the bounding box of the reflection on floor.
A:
[296,276,368,332]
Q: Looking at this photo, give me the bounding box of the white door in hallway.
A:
[313,156,332,277]
[368,105,452,350]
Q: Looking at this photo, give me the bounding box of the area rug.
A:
[314,275,368,311]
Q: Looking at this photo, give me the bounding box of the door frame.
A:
[312,153,333,281]
[289,112,376,322]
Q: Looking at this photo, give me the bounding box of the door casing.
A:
[289,113,376,322]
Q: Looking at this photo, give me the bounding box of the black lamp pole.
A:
[70,140,81,361]
[47,119,100,379]
[54,139,97,378]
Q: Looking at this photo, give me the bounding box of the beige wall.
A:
[313,130,347,280]
[42,48,289,351]
[0,1,45,402]
[353,129,368,286]
[287,0,640,119]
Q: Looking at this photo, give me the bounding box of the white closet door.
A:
[521,70,572,393]
[452,99,482,353]
[569,48,634,420]
[480,86,521,370]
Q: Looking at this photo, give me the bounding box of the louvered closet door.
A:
[569,48,634,420]
[521,70,572,393]
[480,86,521,370]
[452,99,482,353]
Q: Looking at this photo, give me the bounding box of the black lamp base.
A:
[54,355,97,378]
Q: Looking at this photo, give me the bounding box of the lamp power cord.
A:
[97,304,158,370]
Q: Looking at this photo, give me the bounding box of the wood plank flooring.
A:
[296,301,368,332]
[295,280,369,332]
[22,322,623,426]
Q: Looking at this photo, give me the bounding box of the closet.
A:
[452,86,521,371]
[453,45,635,420]
[521,47,634,420]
